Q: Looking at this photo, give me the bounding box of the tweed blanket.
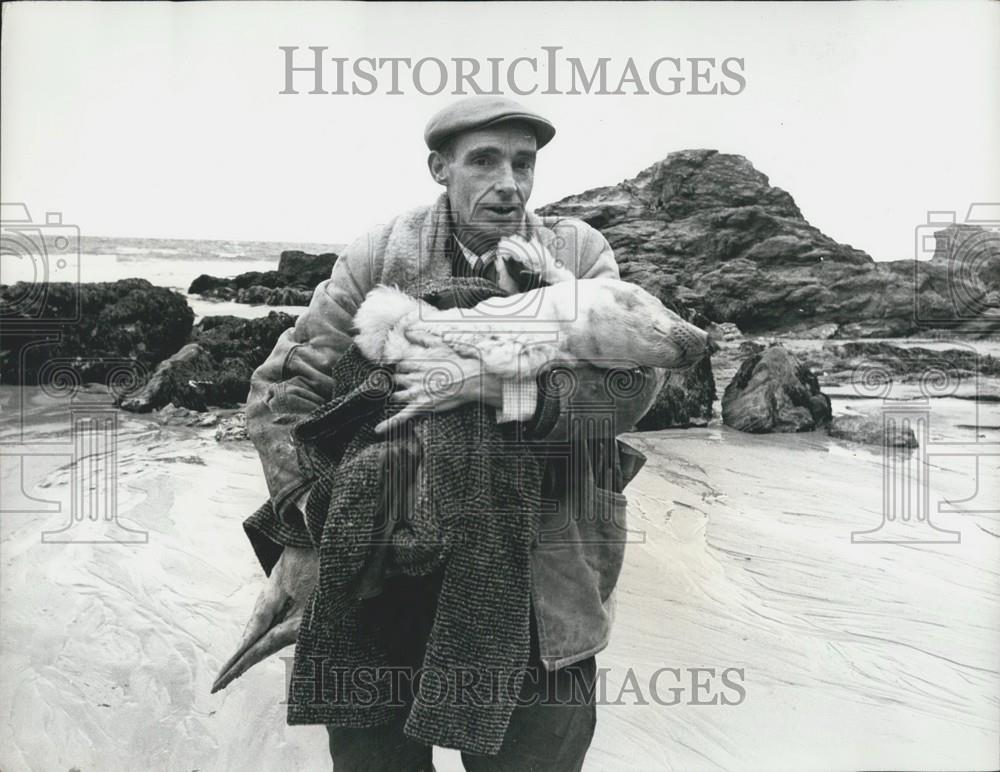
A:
[285,277,546,756]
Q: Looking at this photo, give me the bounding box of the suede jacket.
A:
[243,193,665,670]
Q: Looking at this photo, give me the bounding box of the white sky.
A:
[1,1,998,260]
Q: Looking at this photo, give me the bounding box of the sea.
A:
[1,235,344,321]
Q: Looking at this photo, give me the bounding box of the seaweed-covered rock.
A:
[829,413,918,448]
[636,356,716,430]
[0,279,193,386]
[819,341,999,378]
[236,286,314,305]
[277,250,338,283]
[722,344,831,432]
[188,250,337,305]
[119,312,297,411]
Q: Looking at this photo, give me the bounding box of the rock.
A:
[119,312,297,412]
[797,341,1000,391]
[829,414,918,448]
[153,404,245,435]
[119,344,219,412]
[636,356,716,430]
[722,344,832,432]
[188,250,337,306]
[215,411,248,442]
[538,150,999,337]
[235,286,313,305]
[277,250,338,283]
[930,223,1000,288]
[830,341,1000,377]
[236,285,271,304]
[188,274,232,295]
[193,311,298,364]
[709,322,744,342]
[272,287,314,305]
[780,323,840,340]
[0,279,193,387]
[738,340,767,358]
[156,403,202,426]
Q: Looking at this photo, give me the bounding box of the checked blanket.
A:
[284,276,546,756]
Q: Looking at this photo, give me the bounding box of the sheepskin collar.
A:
[378,193,553,291]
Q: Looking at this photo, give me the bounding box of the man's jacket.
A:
[243,192,665,670]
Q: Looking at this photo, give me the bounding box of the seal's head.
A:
[425,96,555,253]
[569,278,711,370]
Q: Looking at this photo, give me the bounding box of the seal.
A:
[354,276,711,377]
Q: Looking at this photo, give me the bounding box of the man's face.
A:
[429,121,537,248]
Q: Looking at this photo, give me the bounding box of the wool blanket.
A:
[286,276,546,756]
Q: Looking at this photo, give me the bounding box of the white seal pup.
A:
[353,276,710,377]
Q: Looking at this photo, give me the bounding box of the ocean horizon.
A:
[2,235,346,321]
[4,234,345,288]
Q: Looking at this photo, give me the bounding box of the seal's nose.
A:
[665,322,711,365]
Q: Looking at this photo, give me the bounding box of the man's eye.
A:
[516,161,534,171]
[473,157,492,167]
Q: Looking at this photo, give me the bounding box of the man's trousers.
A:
[325,572,598,771]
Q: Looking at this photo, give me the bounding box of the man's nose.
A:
[494,163,518,197]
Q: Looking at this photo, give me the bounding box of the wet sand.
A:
[1,385,997,771]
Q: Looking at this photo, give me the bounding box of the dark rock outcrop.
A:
[722,344,832,432]
[636,356,716,430]
[538,150,999,337]
[0,279,193,386]
[237,286,314,305]
[188,250,336,305]
[120,312,297,411]
[277,250,336,279]
[798,341,1000,388]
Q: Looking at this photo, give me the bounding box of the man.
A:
[226,96,665,770]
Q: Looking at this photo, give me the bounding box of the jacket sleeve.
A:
[524,223,666,445]
[242,227,383,562]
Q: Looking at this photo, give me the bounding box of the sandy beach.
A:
[1,378,997,772]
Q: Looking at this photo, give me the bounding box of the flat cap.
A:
[424,96,556,151]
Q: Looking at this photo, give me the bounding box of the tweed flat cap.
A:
[424,96,556,151]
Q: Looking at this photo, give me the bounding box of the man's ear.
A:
[427,151,449,187]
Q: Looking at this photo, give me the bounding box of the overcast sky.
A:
[2,1,998,260]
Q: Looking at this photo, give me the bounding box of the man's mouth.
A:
[481,204,521,217]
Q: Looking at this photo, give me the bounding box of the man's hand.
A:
[374,329,503,435]
[497,233,574,287]
[211,545,319,693]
